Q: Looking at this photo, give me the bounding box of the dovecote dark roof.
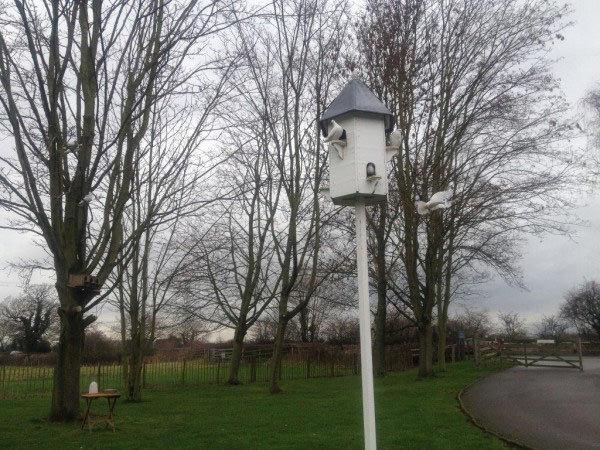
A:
[319,79,394,136]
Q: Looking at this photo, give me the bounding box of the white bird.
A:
[388,129,402,149]
[426,189,453,210]
[427,191,452,211]
[415,189,454,216]
[415,196,430,216]
[324,120,346,143]
[79,193,94,206]
[324,120,347,159]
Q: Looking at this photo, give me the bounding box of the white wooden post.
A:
[320,73,392,450]
[355,200,377,450]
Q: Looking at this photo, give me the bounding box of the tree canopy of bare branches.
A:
[0,0,241,420]
[0,284,58,352]
[535,315,569,343]
[356,0,574,376]
[561,280,600,339]
[449,307,493,339]
[497,311,527,341]
[584,84,600,148]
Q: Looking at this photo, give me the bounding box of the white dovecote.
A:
[320,74,394,206]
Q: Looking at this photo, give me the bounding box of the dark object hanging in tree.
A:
[67,274,101,295]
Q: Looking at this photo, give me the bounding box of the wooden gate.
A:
[499,341,583,370]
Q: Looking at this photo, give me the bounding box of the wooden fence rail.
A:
[474,339,584,371]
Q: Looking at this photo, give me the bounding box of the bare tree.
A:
[266,0,350,394]
[298,272,356,342]
[176,142,282,384]
[584,85,600,147]
[223,0,349,394]
[536,315,569,343]
[0,285,58,352]
[322,316,360,345]
[166,317,210,346]
[0,316,10,351]
[249,313,301,344]
[356,0,573,376]
[0,0,240,420]
[365,190,404,376]
[561,280,600,339]
[449,307,493,339]
[110,61,237,401]
[497,311,527,341]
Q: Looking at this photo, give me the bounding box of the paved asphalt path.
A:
[461,357,600,449]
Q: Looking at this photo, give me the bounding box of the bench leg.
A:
[107,397,117,432]
[81,398,93,431]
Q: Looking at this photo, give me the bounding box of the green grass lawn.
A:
[0,362,504,449]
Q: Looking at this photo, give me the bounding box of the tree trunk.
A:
[149,310,157,346]
[49,310,85,422]
[118,277,129,391]
[373,203,388,377]
[121,347,129,393]
[437,231,454,371]
[126,334,144,401]
[437,320,447,371]
[299,307,309,343]
[269,317,287,394]
[418,324,433,378]
[436,270,447,371]
[373,288,387,377]
[227,327,246,385]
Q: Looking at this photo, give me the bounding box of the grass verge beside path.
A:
[0,362,504,449]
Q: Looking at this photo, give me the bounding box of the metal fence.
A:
[0,344,416,399]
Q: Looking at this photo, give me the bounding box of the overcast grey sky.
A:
[473,0,600,324]
[0,0,599,333]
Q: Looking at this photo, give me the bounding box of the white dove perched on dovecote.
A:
[324,120,347,159]
[324,120,346,142]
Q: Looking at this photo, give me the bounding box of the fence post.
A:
[353,353,358,375]
[497,342,502,362]
[524,342,528,368]
[474,336,481,369]
[306,352,311,379]
[258,350,262,381]
[181,359,187,385]
[216,359,221,384]
[142,362,147,388]
[578,338,584,371]
[317,348,321,376]
[330,352,335,377]
[451,344,456,365]
[1,364,5,399]
[250,354,257,383]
